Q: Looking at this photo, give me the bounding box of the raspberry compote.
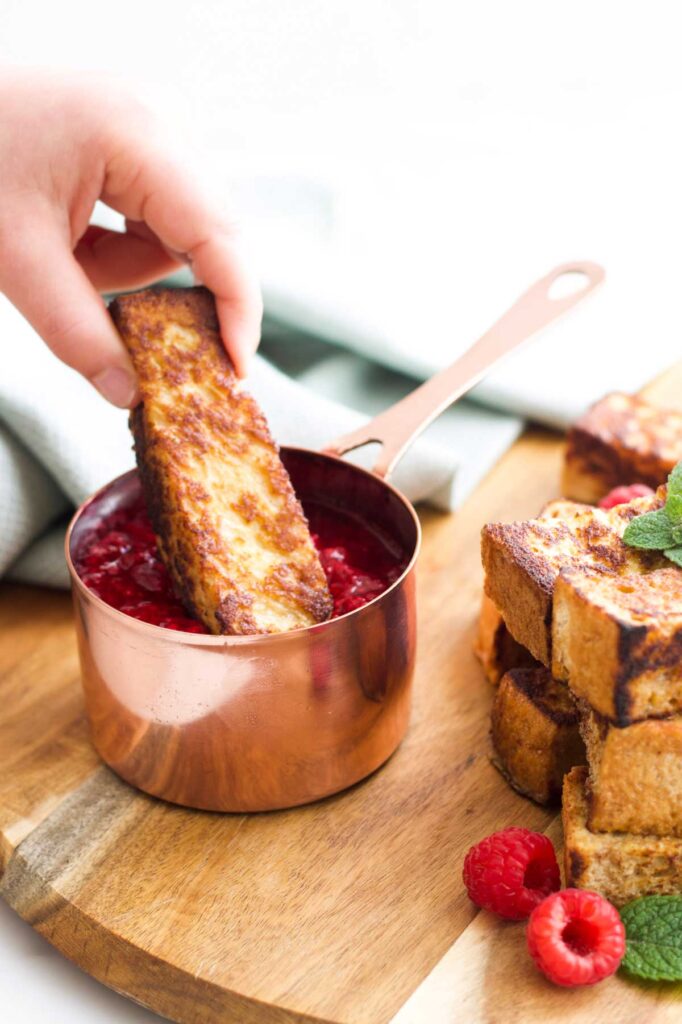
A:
[306,503,405,617]
[74,496,405,633]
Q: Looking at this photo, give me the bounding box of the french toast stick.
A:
[563,392,682,504]
[490,667,584,805]
[563,767,682,906]
[110,287,333,635]
[553,564,682,723]
[579,701,682,836]
[474,594,538,685]
[481,498,595,665]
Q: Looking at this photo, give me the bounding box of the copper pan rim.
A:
[64,448,422,646]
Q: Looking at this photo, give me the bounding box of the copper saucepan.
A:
[66,262,604,812]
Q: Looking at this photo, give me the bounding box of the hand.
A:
[0,68,262,406]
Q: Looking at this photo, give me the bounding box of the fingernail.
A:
[235,353,250,379]
[92,367,138,408]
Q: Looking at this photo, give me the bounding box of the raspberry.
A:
[527,889,625,986]
[598,483,654,509]
[462,828,560,920]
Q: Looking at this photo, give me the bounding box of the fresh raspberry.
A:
[462,828,560,920]
[527,889,625,986]
[598,483,654,509]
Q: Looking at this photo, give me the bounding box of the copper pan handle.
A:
[324,260,605,479]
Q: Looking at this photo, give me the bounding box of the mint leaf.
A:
[665,462,682,522]
[621,462,682,569]
[623,509,676,549]
[667,461,682,499]
[664,546,682,568]
[621,895,682,981]
[667,494,682,523]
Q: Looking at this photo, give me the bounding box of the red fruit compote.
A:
[74,496,405,633]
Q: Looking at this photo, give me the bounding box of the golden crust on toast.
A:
[110,287,333,635]
[490,667,584,805]
[481,490,667,668]
[553,564,682,723]
[482,498,600,664]
[563,392,682,504]
[580,701,682,836]
[563,766,682,906]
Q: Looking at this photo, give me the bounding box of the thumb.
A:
[0,218,138,407]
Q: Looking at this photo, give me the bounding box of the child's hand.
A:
[0,69,262,406]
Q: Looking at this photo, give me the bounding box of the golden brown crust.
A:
[553,565,682,723]
[481,498,613,665]
[563,766,682,906]
[490,668,584,805]
[580,702,682,836]
[563,392,682,503]
[110,287,333,635]
[473,594,538,684]
[482,521,556,665]
[482,489,668,674]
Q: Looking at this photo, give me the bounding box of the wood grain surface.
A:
[1,365,681,1024]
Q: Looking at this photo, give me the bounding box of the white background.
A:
[2,2,682,1020]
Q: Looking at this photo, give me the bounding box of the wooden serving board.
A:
[1,365,682,1024]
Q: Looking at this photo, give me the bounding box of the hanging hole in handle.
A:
[339,440,384,472]
[547,269,592,300]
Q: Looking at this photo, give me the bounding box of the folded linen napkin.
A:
[0,293,521,589]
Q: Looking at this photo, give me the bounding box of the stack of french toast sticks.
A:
[476,391,682,906]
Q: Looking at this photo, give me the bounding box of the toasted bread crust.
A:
[111,287,332,635]
[580,701,682,836]
[563,767,682,905]
[482,522,555,665]
[563,392,682,503]
[490,667,584,805]
[482,489,667,674]
[554,564,682,722]
[473,594,538,684]
[481,498,610,665]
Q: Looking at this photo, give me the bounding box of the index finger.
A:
[101,146,263,377]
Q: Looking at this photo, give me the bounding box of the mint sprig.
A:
[622,461,682,568]
[620,895,682,981]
